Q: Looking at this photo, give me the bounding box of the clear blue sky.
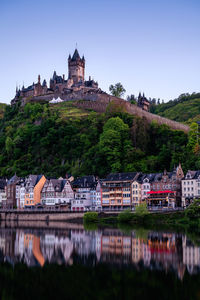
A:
[0,0,200,103]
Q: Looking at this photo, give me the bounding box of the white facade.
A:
[0,189,6,207]
[71,187,92,211]
[141,178,151,200]
[42,179,74,206]
[91,182,102,211]
[181,171,200,207]
[19,186,25,208]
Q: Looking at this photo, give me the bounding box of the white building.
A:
[71,176,97,211]
[90,181,102,211]
[181,170,200,207]
[41,178,74,206]
[0,179,7,208]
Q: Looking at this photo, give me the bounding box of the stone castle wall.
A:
[73,94,189,133]
[24,92,189,133]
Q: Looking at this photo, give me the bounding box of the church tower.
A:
[68,49,85,84]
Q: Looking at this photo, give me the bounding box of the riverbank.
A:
[84,200,200,232]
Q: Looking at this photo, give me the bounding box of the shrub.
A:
[83,212,98,223]
[118,209,133,223]
[185,199,200,220]
[135,202,149,216]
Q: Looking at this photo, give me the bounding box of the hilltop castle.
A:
[12,49,100,105]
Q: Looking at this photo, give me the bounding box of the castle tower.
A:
[68,49,85,84]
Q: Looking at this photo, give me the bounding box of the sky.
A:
[0,0,200,103]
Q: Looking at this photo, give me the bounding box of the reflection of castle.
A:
[12,49,99,105]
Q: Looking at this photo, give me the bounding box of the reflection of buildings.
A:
[1,227,200,278]
[182,236,200,274]
[100,231,132,264]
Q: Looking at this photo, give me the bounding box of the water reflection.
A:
[0,225,200,278]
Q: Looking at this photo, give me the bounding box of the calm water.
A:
[0,223,199,279]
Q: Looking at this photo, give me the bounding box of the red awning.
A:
[147,190,176,194]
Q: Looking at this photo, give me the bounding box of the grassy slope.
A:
[49,101,90,119]
[154,97,200,124]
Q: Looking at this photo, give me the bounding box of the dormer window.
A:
[186,173,191,179]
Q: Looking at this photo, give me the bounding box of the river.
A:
[0,223,200,299]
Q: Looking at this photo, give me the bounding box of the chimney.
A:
[89,76,91,81]
[63,74,65,80]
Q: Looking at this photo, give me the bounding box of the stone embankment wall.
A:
[0,211,84,222]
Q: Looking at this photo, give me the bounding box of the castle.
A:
[12,48,152,112]
[12,49,100,105]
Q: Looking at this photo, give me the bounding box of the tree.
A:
[109,83,126,98]
[98,117,130,172]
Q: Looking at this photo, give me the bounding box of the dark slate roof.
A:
[105,172,138,182]
[144,173,162,182]
[183,170,199,180]
[50,179,67,192]
[144,173,158,183]
[52,71,63,83]
[26,175,43,187]
[71,49,81,61]
[7,174,20,185]
[0,179,6,189]
[72,175,96,188]
[23,85,34,92]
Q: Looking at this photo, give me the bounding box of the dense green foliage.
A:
[0,101,199,178]
[118,209,133,223]
[135,202,149,216]
[151,92,200,123]
[84,212,98,222]
[109,82,126,98]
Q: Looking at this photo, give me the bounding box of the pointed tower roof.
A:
[71,49,81,61]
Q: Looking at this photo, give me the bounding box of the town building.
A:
[41,178,74,207]
[90,180,102,211]
[101,172,138,210]
[0,179,7,208]
[181,170,200,207]
[24,175,46,207]
[71,175,97,211]
[5,174,20,209]
[150,164,184,207]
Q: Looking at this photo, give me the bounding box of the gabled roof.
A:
[26,175,43,187]
[104,172,138,182]
[183,170,199,180]
[7,174,20,185]
[50,179,66,192]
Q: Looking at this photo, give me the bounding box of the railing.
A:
[0,208,83,213]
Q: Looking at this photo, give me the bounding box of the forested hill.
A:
[150,93,200,123]
[0,101,198,178]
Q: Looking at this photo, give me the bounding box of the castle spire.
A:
[71,49,81,61]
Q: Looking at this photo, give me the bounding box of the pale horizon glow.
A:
[0,0,200,104]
